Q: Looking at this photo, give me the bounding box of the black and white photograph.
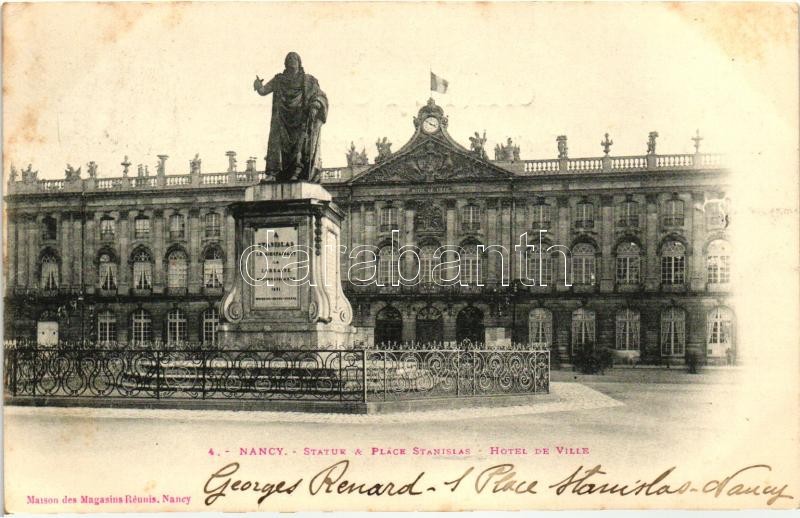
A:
[2,2,798,512]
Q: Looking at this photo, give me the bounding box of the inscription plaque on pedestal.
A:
[252,227,299,309]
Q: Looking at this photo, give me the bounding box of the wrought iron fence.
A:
[4,345,549,404]
[364,349,549,401]
[5,348,364,402]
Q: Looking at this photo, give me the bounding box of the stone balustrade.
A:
[7,152,724,194]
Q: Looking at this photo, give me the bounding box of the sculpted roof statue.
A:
[254,52,328,183]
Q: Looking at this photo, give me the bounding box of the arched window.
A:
[528,308,553,347]
[572,243,596,285]
[134,216,150,239]
[617,198,639,227]
[204,212,221,238]
[526,245,553,286]
[100,216,115,240]
[204,247,224,289]
[460,242,481,285]
[663,198,685,226]
[615,309,640,351]
[707,240,731,284]
[707,307,734,357]
[419,244,440,285]
[661,308,686,357]
[202,308,219,346]
[167,249,188,290]
[575,200,594,229]
[98,253,117,291]
[131,309,152,344]
[462,204,481,232]
[571,308,596,353]
[41,216,57,241]
[377,246,395,286]
[661,241,686,285]
[166,308,187,344]
[616,242,641,284]
[531,199,551,229]
[169,214,185,240]
[41,254,59,290]
[97,310,117,344]
[132,249,153,291]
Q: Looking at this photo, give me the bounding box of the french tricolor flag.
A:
[430,71,449,94]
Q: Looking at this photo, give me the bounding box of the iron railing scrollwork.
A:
[5,345,549,404]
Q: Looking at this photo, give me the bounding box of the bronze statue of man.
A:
[254,52,328,183]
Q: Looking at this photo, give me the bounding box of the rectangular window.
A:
[461,257,480,285]
[616,319,640,351]
[706,202,725,229]
[532,204,551,229]
[571,316,595,353]
[41,261,59,290]
[707,256,730,284]
[462,206,481,232]
[663,199,685,226]
[204,261,224,288]
[617,202,639,227]
[169,214,185,240]
[205,213,221,238]
[380,207,398,231]
[378,256,393,286]
[661,319,686,356]
[575,203,594,229]
[203,315,219,345]
[572,256,595,285]
[100,219,115,239]
[530,321,552,345]
[134,218,150,239]
[99,263,117,290]
[97,316,117,343]
[661,256,685,284]
[528,251,552,286]
[133,263,152,290]
[616,256,640,284]
[132,316,152,343]
[167,320,187,344]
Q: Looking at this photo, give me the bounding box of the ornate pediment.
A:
[352,138,513,185]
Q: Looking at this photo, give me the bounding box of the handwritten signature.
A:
[203,460,794,506]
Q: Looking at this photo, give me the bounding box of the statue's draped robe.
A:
[263,71,328,182]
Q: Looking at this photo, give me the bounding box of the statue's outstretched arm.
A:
[254,75,275,96]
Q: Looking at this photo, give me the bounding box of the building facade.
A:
[3,99,733,363]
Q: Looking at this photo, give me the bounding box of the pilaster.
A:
[644,193,660,291]
[153,209,165,294]
[600,195,614,292]
[690,192,707,292]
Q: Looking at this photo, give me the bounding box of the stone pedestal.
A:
[218,182,354,349]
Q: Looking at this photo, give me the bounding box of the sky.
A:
[2,2,797,181]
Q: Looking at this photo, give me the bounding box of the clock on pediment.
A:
[413,98,448,132]
[422,116,440,134]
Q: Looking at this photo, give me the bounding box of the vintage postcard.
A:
[2,1,798,512]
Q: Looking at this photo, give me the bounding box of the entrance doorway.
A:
[374,306,402,346]
[456,306,484,346]
[415,306,443,345]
